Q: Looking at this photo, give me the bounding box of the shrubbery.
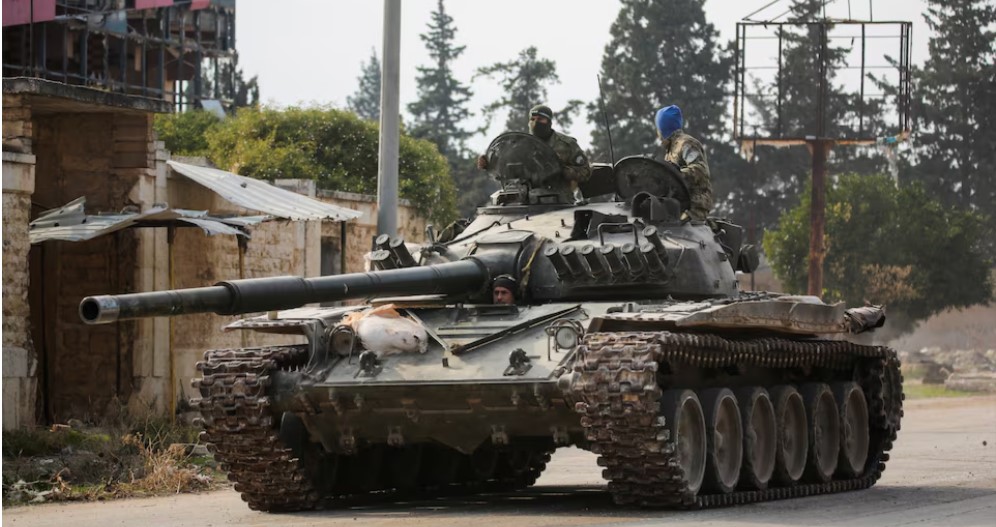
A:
[155,107,458,226]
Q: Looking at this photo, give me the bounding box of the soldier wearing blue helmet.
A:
[655,105,713,220]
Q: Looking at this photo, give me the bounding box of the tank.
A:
[79,132,903,511]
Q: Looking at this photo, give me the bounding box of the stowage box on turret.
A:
[80,132,903,511]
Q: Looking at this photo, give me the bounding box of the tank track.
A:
[572,332,903,508]
[192,345,320,511]
[192,345,553,511]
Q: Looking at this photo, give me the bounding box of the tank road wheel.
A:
[661,389,707,495]
[422,444,464,486]
[469,445,500,482]
[735,387,777,490]
[279,413,342,497]
[340,445,386,492]
[278,413,308,459]
[385,444,424,491]
[502,447,534,478]
[701,388,744,494]
[802,383,840,483]
[771,385,808,486]
[833,382,870,477]
[496,444,552,489]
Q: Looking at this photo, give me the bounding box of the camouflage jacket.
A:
[540,129,591,189]
[663,130,713,220]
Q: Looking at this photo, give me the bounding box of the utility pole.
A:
[807,139,832,296]
[733,18,912,298]
[376,0,401,237]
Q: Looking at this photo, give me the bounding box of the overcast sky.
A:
[236,0,932,154]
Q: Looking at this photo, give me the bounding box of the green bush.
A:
[764,174,993,333]
[206,106,458,226]
[153,110,222,156]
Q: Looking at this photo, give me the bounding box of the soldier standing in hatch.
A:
[477,104,591,201]
[655,105,713,220]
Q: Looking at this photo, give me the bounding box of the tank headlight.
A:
[330,324,356,356]
[555,326,579,349]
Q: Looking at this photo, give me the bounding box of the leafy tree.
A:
[906,0,996,219]
[153,110,222,156]
[205,106,457,225]
[347,48,382,122]
[764,173,993,335]
[476,47,579,133]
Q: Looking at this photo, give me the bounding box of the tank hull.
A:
[193,299,902,511]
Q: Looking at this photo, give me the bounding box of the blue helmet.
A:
[655,105,683,139]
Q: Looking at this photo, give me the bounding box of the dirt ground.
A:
[4,395,995,527]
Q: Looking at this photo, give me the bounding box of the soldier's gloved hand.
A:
[476,154,489,170]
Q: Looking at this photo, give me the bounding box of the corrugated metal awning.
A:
[29,197,266,244]
[167,160,362,221]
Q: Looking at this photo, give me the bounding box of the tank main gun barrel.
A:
[79,259,487,325]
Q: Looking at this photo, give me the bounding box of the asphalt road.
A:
[4,395,995,527]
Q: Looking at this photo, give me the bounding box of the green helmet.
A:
[529,104,554,121]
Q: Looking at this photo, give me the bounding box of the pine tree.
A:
[189,59,259,112]
[909,0,996,219]
[407,0,493,217]
[408,0,473,160]
[589,0,732,161]
[347,48,382,122]
[589,0,750,228]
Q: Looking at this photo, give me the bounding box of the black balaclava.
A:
[529,104,554,140]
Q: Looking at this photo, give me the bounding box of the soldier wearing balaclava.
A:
[477,104,590,202]
[655,105,713,221]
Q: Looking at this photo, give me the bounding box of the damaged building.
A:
[2,1,428,429]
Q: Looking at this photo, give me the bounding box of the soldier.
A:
[478,104,591,201]
[491,274,518,305]
[655,105,713,220]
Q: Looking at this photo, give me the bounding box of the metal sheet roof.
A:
[29,197,265,244]
[167,160,362,221]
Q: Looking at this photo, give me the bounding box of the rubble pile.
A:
[898,347,996,393]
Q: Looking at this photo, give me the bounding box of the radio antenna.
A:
[597,75,616,165]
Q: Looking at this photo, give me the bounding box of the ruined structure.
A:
[2,1,427,429]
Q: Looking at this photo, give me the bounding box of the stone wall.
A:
[2,149,37,430]
[317,190,427,274]
[29,112,157,422]
[166,175,318,402]
[162,176,429,403]
[3,94,32,154]
[3,114,434,426]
